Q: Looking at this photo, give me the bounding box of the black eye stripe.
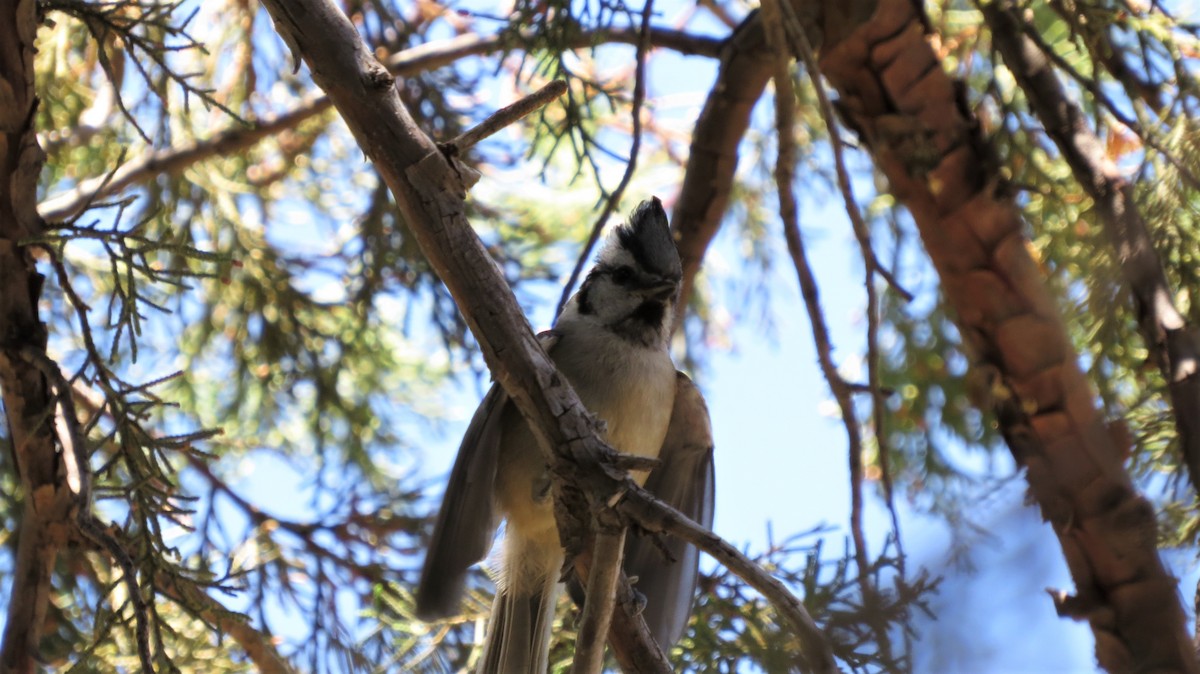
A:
[610,265,634,284]
[577,271,598,315]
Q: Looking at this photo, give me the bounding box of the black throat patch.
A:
[632,300,665,326]
[609,300,667,346]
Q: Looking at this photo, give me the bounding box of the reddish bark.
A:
[815,0,1196,670]
[984,1,1200,507]
[672,13,773,321]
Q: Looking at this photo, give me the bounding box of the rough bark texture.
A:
[815,0,1197,670]
[0,1,75,672]
[984,1,1200,503]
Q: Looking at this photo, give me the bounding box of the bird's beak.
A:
[640,280,678,302]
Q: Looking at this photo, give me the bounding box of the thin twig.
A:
[39,28,721,223]
[78,516,156,673]
[619,488,840,673]
[555,0,658,317]
[761,0,893,661]
[444,80,568,152]
[779,0,909,642]
[68,384,299,673]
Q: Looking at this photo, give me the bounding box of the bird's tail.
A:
[476,534,561,674]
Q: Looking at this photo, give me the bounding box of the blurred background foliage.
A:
[4,0,1200,671]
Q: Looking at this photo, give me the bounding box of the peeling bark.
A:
[815,0,1197,670]
[0,1,76,672]
[984,1,1200,503]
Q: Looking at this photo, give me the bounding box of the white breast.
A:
[551,326,677,472]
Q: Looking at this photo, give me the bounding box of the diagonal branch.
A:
[156,573,296,674]
[618,489,839,673]
[38,95,329,223]
[814,0,1197,669]
[671,11,774,324]
[257,2,838,669]
[257,1,674,666]
[984,0,1200,500]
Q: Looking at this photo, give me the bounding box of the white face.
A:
[566,228,681,347]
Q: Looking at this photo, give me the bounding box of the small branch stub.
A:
[443,80,568,153]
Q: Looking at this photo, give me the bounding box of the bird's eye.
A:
[611,266,634,284]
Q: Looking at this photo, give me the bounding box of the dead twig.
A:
[443,80,568,153]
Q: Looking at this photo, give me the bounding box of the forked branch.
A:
[257,0,838,669]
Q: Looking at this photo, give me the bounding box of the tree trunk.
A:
[814,0,1197,670]
[0,2,75,672]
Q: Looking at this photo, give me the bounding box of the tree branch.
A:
[38,28,721,223]
[984,0,1200,502]
[38,95,329,223]
[445,80,568,153]
[672,12,773,324]
[776,0,906,658]
[758,0,902,662]
[156,573,296,674]
[257,0,672,666]
[68,384,300,674]
[572,527,626,674]
[618,489,840,673]
[815,0,1198,669]
[569,546,673,673]
[604,573,674,672]
[257,3,840,669]
[0,0,80,670]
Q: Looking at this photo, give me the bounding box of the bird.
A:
[415,197,715,673]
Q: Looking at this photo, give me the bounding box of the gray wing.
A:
[415,383,509,620]
[624,371,715,649]
[415,331,560,620]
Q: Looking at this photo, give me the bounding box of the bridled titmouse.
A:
[415,197,715,672]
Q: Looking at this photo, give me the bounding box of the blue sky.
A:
[11,0,1199,670]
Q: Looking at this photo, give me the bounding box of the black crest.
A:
[613,198,682,281]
